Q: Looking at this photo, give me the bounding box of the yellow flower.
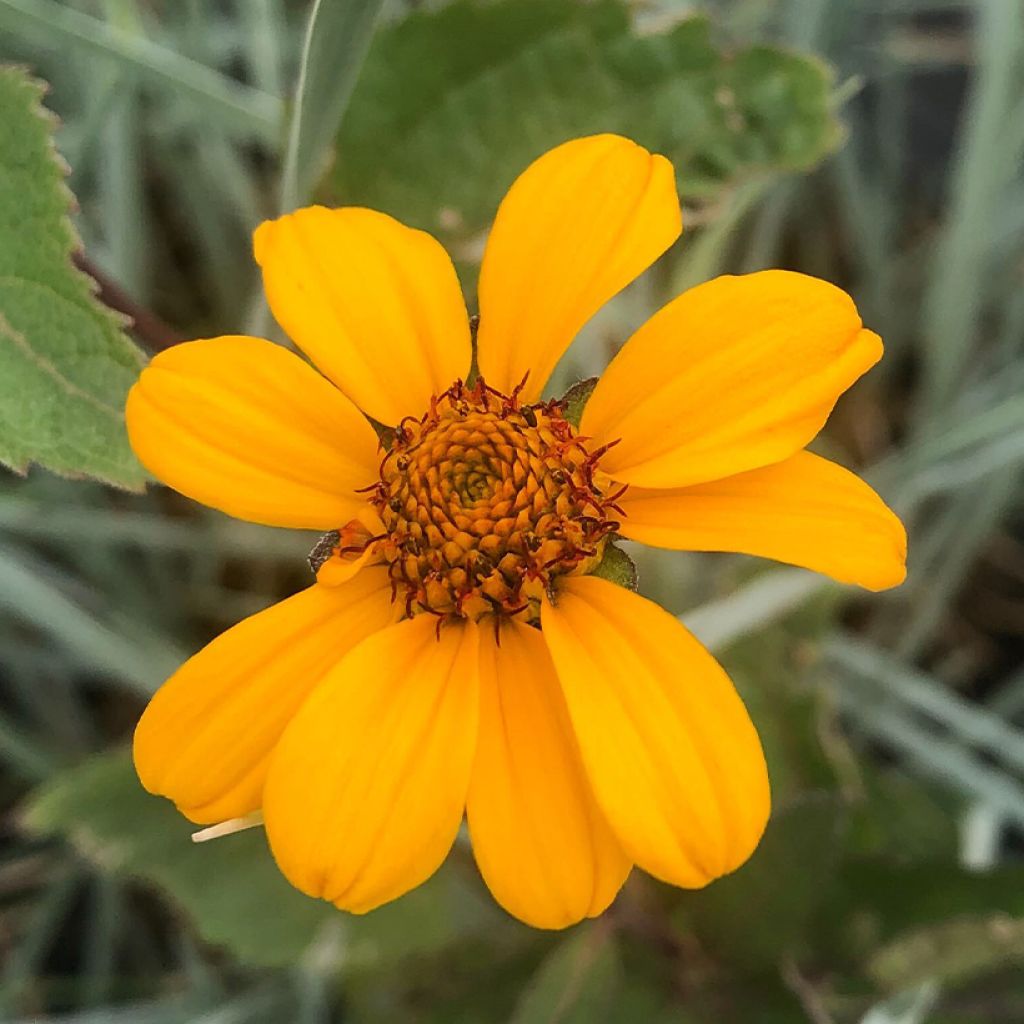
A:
[126,134,906,930]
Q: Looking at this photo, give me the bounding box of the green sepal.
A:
[559,376,598,428]
[589,539,638,592]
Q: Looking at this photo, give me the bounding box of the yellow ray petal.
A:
[542,576,769,889]
[133,567,397,825]
[126,336,380,530]
[618,451,906,591]
[581,271,882,487]
[263,617,479,914]
[476,134,680,402]
[255,206,471,425]
[467,620,630,929]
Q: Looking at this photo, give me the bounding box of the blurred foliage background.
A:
[1,0,1023,1021]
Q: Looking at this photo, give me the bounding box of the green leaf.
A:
[328,1,840,246]
[846,769,960,863]
[590,541,638,593]
[280,0,387,211]
[0,67,145,489]
[715,590,846,802]
[816,857,1024,968]
[23,749,500,969]
[867,915,1024,991]
[0,0,282,143]
[509,923,621,1024]
[859,982,939,1024]
[675,795,846,970]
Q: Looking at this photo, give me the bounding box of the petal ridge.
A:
[581,271,881,487]
[126,335,380,530]
[467,621,630,928]
[477,134,681,401]
[263,616,480,914]
[133,567,397,824]
[255,206,471,425]
[542,576,769,889]
[617,450,906,591]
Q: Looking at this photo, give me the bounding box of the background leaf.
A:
[508,923,621,1024]
[280,0,387,211]
[23,749,503,970]
[0,66,144,489]
[676,795,847,971]
[3,1,1024,1020]
[868,917,1024,992]
[0,0,282,142]
[327,0,840,249]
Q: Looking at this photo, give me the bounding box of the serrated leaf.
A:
[509,923,621,1024]
[0,67,145,489]
[23,749,500,969]
[328,1,840,246]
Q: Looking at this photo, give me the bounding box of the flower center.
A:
[369,379,621,624]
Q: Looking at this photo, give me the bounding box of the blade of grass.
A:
[682,568,827,651]
[829,636,1024,775]
[238,0,287,99]
[0,0,283,143]
[859,981,940,1024]
[895,472,1020,658]
[279,0,387,211]
[0,498,307,557]
[669,178,771,293]
[0,867,81,1015]
[986,664,1024,721]
[0,544,185,695]
[917,0,1024,417]
[834,692,1024,829]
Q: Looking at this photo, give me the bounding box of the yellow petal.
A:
[263,617,479,914]
[255,206,471,425]
[618,451,907,591]
[541,576,769,888]
[315,547,381,586]
[126,336,380,530]
[581,271,882,487]
[476,134,680,402]
[467,621,630,929]
[133,568,397,824]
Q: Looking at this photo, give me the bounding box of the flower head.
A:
[127,134,906,929]
[370,377,620,622]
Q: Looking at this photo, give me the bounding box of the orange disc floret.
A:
[368,379,622,623]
